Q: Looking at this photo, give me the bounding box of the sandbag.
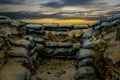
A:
[73,25,88,29]
[82,31,93,39]
[43,24,58,30]
[10,39,32,49]
[82,40,93,49]
[33,37,45,44]
[58,42,72,48]
[58,24,73,31]
[74,66,99,80]
[46,42,58,48]
[52,48,69,56]
[69,45,81,53]
[56,32,68,36]
[33,30,45,35]
[8,47,29,58]
[76,49,93,60]
[26,24,43,30]
[76,58,93,68]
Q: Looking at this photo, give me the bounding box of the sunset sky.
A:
[0,0,120,24]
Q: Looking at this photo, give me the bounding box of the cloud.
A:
[107,11,120,16]
[0,11,103,20]
[42,0,93,8]
[0,0,25,4]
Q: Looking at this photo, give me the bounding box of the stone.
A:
[24,35,34,41]
[54,70,66,77]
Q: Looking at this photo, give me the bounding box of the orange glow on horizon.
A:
[23,18,96,24]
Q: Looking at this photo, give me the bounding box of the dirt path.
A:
[32,59,76,80]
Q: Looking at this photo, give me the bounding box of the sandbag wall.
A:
[0,23,44,80]
[73,13,120,80]
[24,24,90,59]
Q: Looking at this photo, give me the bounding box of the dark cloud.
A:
[42,0,93,8]
[115,4,120,7]
[107,11,120,16]
[0,0,25,4]
[0,11,100,20]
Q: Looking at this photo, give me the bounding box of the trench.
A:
[0,24,99,80]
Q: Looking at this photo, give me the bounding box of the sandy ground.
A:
[32,59,77,80]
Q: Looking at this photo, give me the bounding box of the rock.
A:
[7,47,29,58]
[76,49,93,60]
[54,70,66,77]
[26,24,43,30]
[76,58,93,68]
[58,42,72,48]
[24,35,34,41]
[73,25,88,29]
